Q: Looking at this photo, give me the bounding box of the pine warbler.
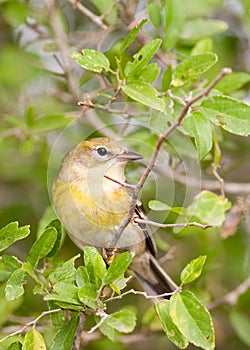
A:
[53,137,177,297]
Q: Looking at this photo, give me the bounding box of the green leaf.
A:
[25,105,35,127]
[48,300,66,329]
[180,19,228,45]
[83,246,105,286]
[51,316,79,350]
[156,300,189,349]
[76,266,90,287]
[124,39,162,76]
[169,291,215,350]
[2,0,30,27]
[7,341,23,350]
[78,283,98,309]
[0,222,30,252]
[27,227,58,269]
[230,310,250,347]
[148,200,171,211]
[172,53,218,87]
[135,62,160,83]
[201,95,250,136]
[122,81,165,112]
[89,0,117,24]
[162,65,172,91]
[71,49,110,73]
[46,219,63,257]
[23,329,46,350]
[191,38,213,55]
[148,1,161,28]
[49,255,79,284]
[37,206,57,238]
[162,0,185,50]
[187,190,231,226]
[183,112,213,160]
[102,252,132,285]
[5,268,27,301]
[102,308,136,333]
[215,72,250,94]
[31,114,73,134]
[52,282,80,305]
[181,256,207,284]
[120,19,147,52]
[0,255,20,282]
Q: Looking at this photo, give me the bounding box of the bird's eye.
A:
[96,146,108,156]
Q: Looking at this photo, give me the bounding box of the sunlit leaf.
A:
[0,222,30,252]
[172,53,217,87]
[169,291,215,350]
[71,49,110,73]
[181,256,207,284]
[156,300,189,349]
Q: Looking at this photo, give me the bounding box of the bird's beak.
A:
[116,151,143,162]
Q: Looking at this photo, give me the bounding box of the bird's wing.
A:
[134,203,157,257]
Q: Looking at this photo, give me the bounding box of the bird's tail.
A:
[130,252,178,300]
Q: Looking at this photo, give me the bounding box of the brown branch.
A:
[111,68,232,247]
[134,218,212,230]
[73,313,86,350]
[207,276,250,309]
[67,0,108,30]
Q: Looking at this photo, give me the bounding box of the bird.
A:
[52,137,177,298]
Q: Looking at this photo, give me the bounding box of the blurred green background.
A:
[0,0,250,349]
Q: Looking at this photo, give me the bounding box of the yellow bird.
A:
[53,137,177,297]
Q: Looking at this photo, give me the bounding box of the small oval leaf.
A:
[71,49,110,73]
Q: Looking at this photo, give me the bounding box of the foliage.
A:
[0,0,250,349]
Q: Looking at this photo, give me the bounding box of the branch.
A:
[0,309,61,344]
[208,276,250,309]
[111,68,232,247]
[105,287,179,303]
[134,218,212,230]
[67,0,108,30]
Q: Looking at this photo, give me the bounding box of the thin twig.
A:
[207,276,250,309]
[105,287,179,303]
[0,309,61,344]
[134,218,212,230]
[111,68,232,247]
[87,310,108,334]
[67,0,108,30]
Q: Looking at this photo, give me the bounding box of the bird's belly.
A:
[53,179,145,250]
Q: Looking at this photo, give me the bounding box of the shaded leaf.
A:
[103,308,136,333]
[163,0,185,50]
[148,1,161,28]
[230,310,250,347]
[183,112,213,160]
[51,316,79,350]
[162,65,172,91]
[27,227,58,269]
[215,72,250,94]
[31,114,73,134]
[7,342,23,350]
[180,19,228,44]
[0,222,30,252]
